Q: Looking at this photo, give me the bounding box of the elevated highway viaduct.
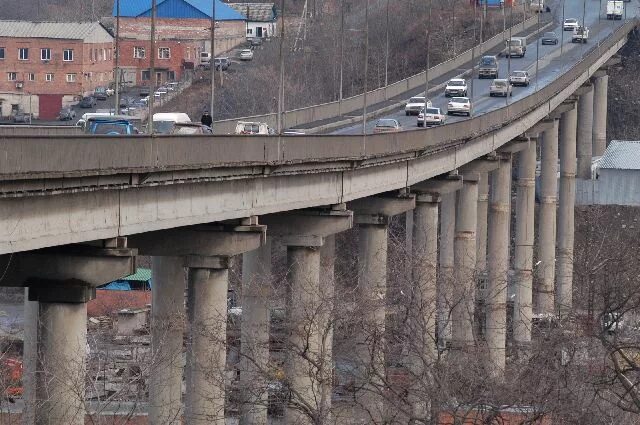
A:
[0,17,636,425]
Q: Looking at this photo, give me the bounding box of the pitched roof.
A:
[227,3,276,21]
[0,21,113,42]
[113,0,245,20]
[121,268,152,282]
[599,141,640,170]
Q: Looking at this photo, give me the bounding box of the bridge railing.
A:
[0,20,635,181]
[211,15,542,134]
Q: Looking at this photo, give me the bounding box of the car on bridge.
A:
[489,79,513,97]
[444,79,468,97]
[58,107,76,121]
[404,96,432,115]
[447,97,472,117]
[563,18,579,31]
[374,118,402,133]
[10,112,31,123]
[509,70,530,87]
[478,55,499,79]
[417,107,446,127]
[572,26,589,43]
[235,121,274,135]
[170,122,213,135]
[239,49,254,61]
[86,118,140,135]
[541,31,559,45]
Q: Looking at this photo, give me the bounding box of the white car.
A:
[447,97,472,117]
[405,96,432,116]
[105,87,115,96]
[418,107,446,127]
[489,79,513,97]
[239,49,254,61]
[444,79,468,97]
[563,18,579,31]
[509,70,530,87]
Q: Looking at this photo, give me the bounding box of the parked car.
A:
[541,31,559,45]
[405,96,432,116]
[509,70,530,87]
[447,97,472,116]
[79,96,97,108]
[235,121,273,135]
[444,79,468,97]
[478,55,499,79]
[563,18,579,31]
[170,122,213,135]
[86,118,139,135]
[11,112,31,123]
[373,118,402,133]
[250,38,263,47]
[105,87,115,96]
[93,87,108,100]
[119,97,134,108]
[214,57,231,70]
[58,107,76,121]
[489,79,513,97]
[239,49,254,61]
[418,107,446,127]
[139,87,151,97]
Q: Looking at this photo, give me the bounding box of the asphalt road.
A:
[331,0,636,135]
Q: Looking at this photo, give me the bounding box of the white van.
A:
[152,112,191,134]
[76,112,118,130]
[235,121,274,135]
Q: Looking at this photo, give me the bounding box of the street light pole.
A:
[362,0,369,135]
[114,0,120,115]
[210,0,216,117]
[425,0,432,107]
[339,0,345,115]
[277,0,286,133]
[451,0,456,56]
[506,0,513,106]
[560,0,565,55]
[385,0,390,87]
[148,0,156,134]
[470,0,478,99]
[535,0,541,91]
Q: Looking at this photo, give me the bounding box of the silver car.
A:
[447,97,472,117]
[509,71,530,87]
[489,79,513,97]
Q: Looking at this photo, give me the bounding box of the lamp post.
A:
[210,0,216,117]
[338,0,345,115]
[148,0,156,134]
[535,0,541,91]
[385,0,390,87]
[506,0,513,106]
[362,0,369,135]
[114,0,120,115]
[424,0,432,111]
[277,0,286,133]
[470,0,478,99]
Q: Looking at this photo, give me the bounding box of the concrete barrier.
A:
[0,125,82,136]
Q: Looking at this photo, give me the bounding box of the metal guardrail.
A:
[0,20,636,181]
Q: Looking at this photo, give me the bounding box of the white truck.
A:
[606,0,624,19]
[572,26,589,43]
[504,36,527,58]
[530,0,546,12]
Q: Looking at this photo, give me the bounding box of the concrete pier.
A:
[557,105,578,316]
[576,85,594,180]
[513,141,537,349]
[476,173,490,273]
[22,289,37,425]
[592,74,609,157]
[536,120,559,315]
[438,192,456,348]
[452,180,479,349]
[486,157,512,376]
[239,241,272,425]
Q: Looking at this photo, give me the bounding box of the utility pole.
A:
[210,0,216,117]
[507,0,513,105]
[385,0,390,87]
[114,0,121,115]
[424,0,432,109]
[535,0,541,91]
[451,0,456,56]
[362,0,369,135]
[148,0,156,134]
[338,0,345,115]
[470,0,478,99]
[277,0,286,133]
[560,0,565,55]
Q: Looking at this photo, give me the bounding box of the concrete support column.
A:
[318,235,336,423]
[513,141,536,349]
[185,258,230,425]
[35,298,87,425]
[592,74,609,157]
[23,289,37,425]
[150,256,186,425]
[285,244,323,425]
[536,120,559,316]
[476,173,490,273]
[576,86,594,180]
[239,241,272,425]
[438,192,456,348]
[452,181,479,349]
[485,157,512,376]
[557,106,578,316]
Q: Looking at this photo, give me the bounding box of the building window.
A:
[167,71,175,81]
[134,46,145,59]
[66,73,76,83]
[247,28,253,35]
[141,70,150,81]
[158,47,170,59]
[0,48,4,59]
[41,48,51,61]
[45,73,54,82]
[7,72,17,81]
[18,48,28,60]
[28,73,35,81]
[63,49,74,61]
[186,47,190,60]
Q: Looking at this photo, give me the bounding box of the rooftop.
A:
[599,141,640,170]
[227,2,277,21]
[113,0,245,20]
[0,21,112,42]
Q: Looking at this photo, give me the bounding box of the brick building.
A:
[114,0,246,86]
[0,21,114,120]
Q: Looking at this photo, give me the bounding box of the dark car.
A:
[250,38,263,47]
[11,112,31,123]
[139,87,150,97]
[541,31,559,45]
[79,96,97,108]
[86,118,139,135]
[214,57,230,71]
[58,107,76,121]
[119,97,133,108]
[93,87,108,100]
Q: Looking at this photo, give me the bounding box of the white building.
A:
[227,3,278,38]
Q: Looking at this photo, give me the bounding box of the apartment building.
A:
[0,21,114,120]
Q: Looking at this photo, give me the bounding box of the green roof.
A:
[122,268,151,282]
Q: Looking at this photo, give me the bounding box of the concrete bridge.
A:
[0,13,636,425]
